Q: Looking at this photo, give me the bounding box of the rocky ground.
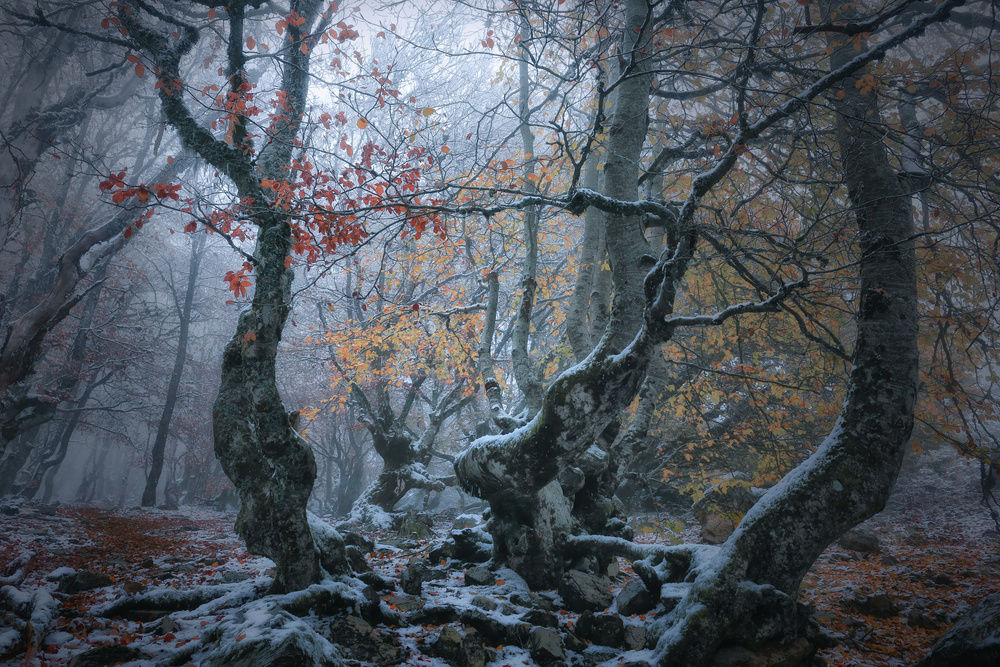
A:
[0,445,997,666]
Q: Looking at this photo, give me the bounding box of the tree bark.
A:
[646,25,922,667]
[142,233,205,506]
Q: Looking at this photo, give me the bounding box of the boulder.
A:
[917,592,1000,667]
[558,570,612,612]
[624,624,647,650]
[58,571,113,594]
[523,608,559,628]
[207,627,339,667]
[471,594,498,611]
[576,610,625,647]
[431,626,486,667]
[328,614,407,664]
[616,578,655,616]
[396,511,434,540]
[838,527,880,554]
[452,528,493,563]
[464,566,495,587]
[459,608,532,646]
[529,626,565,664]
[401,560,443,595]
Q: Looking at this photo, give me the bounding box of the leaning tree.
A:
[450,0,976,663]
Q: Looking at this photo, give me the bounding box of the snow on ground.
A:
[0,445,997,666]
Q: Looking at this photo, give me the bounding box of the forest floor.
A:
[1,446,997,667]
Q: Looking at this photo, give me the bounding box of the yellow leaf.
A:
[357,118,368,129]
[422,107,435,117]
[441,145,450,153]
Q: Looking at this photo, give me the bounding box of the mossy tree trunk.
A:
[121,0,337,593]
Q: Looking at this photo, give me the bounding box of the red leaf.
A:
[247,36,255,50]
[184,221,198,233]
[135,63,145,78]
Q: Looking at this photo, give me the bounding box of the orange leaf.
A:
[235,633,247,642]
[126,53,139,63]
[135,63,145,78]
[357,118,368,129]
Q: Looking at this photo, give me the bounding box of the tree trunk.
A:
[458,0,655,588]
[142,233,204,506]
[646,29,921,667]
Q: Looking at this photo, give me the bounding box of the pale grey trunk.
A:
[457,0,655,587]
[511,13,544,415]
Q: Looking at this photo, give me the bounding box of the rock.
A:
[523,609,558,628]
[558,570,612,612]
[848,592,899,618]
[464,566,495,587]
[0,506,18,516]
[624,624,647,650]
[529,626,565,664]
[908,608,939,630]
[712,637,814,667]
[401,560,435,595]
[452,528,493,563]
[396,511,434,539]
[460,608,532,646]
[221,571,251,584]
[432,626,486,667]
[140,558,155,568]
[917,592,1000,667]
[341,530,375,552]
[563,631,587,653]
[510,591,555,610]
[158,616,181,636]
[329,614,407,664]
[410,604,460,625]
[70,644,146,666]
[452,514,481,530]
[122,580,146,595]
[838,527,880,553]
[58,571,113,594]
[931,574,953,586]
[471,594,498,611]
[879,555,900,566]
[575,610,624,647]
[616,578,655,616]
[345,545,371,573]
[387,593,422,613]
[698,513,738,544]
[357,570,394,591]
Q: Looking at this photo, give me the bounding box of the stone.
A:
[344,545,371,573]
[396,511,434,539]
[410,604,460,625]
[712,637,814,667]
[908,608,939,630]
[529,626,565,664]
[387,593,423,613]
[848,592,899,618]
[58,571,113,594]
[341,530,375,552]
[523,609,559,628]
[460,608,532,646]
[917,592,1000,667]
[328,613,407,664]
[616,578,655,616]
[931,574,953,586]
[452,514,481,530]
[575,610,624,647]
[159,616,181,636]
[70,644,146,666]
[558,570,612,612]
[471,594,498,611]
[510,591,555,610]
[432,626,486,667]
[838,527,880,553]
[623,624,647,650]
[401,560,434,595]
[221,571,251,584]
[464,566,495,587]
[452,528,493,563]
